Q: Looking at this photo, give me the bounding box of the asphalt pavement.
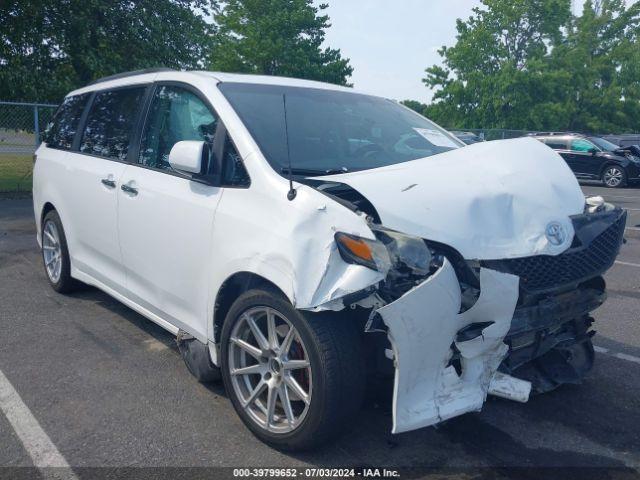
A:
[0,183,639,479]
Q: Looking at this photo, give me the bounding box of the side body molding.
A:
[378,259,526,433]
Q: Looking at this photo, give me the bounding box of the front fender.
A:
[206,184,384,342]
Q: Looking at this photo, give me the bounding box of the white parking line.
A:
[615,260,640,268]
[594,346,640,365]
[0,368,78,479]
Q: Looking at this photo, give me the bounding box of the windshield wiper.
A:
[281,167,349,176]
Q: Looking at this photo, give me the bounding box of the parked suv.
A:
[532,133,640,188]
[34,69,626,450]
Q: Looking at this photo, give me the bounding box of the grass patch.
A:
[0,153,33,192]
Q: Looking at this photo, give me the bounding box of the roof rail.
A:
[88,68,175,86]
[530,131,582,137]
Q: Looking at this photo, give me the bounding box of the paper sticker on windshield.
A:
[413,128,459,148]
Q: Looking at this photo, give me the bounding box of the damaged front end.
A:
[487,205,627,393]
[327,187,626,434]
[346,225,531,433]
[374,258,526,433]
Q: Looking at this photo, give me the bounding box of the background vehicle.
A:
[33,70,625,450]
[533,133,640,188]
[602,134,640,148]
[450,130,484,144]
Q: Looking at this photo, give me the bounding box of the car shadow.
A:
[65,284,638,470]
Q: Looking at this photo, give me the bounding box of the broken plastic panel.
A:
[377,259,529,433]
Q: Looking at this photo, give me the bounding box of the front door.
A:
[567,138,600,177]
[117,84,223,339]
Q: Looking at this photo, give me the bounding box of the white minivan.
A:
[33,69,626,450]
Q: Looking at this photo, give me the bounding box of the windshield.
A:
[219,83,463,176]
[589,137,620,152]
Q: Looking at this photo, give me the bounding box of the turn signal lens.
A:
[336,234,373,262]
[335,232,391,273]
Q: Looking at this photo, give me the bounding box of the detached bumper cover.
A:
[377,259,524,434]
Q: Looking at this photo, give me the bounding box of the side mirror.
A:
[588,148,598,155]
[169,140,206,174]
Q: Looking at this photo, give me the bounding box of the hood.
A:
[319,137,586,260]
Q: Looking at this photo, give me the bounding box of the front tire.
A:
[41,210,78,293]
[602,165,627,188]
[220,288,365,450]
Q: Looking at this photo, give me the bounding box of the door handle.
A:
[121,183,138,196]
[101,178,116,188]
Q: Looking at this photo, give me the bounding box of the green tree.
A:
[554,0,640,132]
[422,0,640,133]
[209,0,352,85]
[0,0,217,102]
[401,100,428,115]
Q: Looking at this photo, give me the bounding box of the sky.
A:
[321,0,480,103]
[320,0,635,103]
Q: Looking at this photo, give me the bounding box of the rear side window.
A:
[44,94,89,150]
[80,87,146,161]
[545,139,567,150]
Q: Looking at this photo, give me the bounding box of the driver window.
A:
[139,85,217,171]
[570,139,596,153]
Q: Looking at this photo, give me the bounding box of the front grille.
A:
[484,209,626,294]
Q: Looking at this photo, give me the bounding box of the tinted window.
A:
[80,87,146,160]
[45,94,89,150]
[221,136,250,186]
[588,137,619,152]
[219,83,463,176]
[570,139,596,152]
[545,139,567,149]
[139,86,217,171]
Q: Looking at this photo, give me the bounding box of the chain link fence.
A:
[449,128,640,143]
[457,128,534,141]
[0,101,58,194]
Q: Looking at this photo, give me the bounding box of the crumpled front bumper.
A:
[376,258,530,434]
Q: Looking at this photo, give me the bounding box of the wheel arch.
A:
[213,271,290,347]
[600,161,628,187]
[599,161,627,177]
[40,202,56,225]
[39,202,57,243]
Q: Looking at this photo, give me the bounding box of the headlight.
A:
[371,226,435,275]
[335,232,391,273]
[335,227,448,304]
[335,227,439,277]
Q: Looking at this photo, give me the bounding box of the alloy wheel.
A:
[228,307,312,433]
[42,220,62,283]
[603,167,624,187]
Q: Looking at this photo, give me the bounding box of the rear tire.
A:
[602,165,627,188]
[41,210,78,293]
[220,287,365,451]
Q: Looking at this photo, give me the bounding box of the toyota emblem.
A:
[545,222,566,246]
